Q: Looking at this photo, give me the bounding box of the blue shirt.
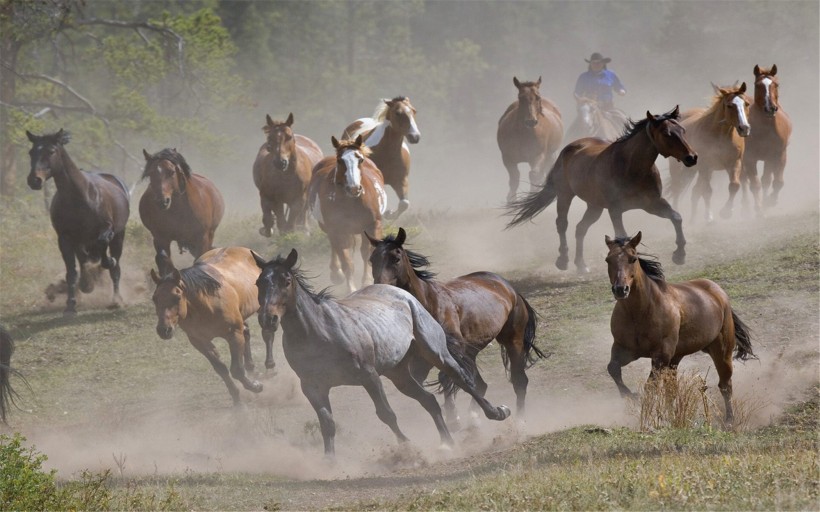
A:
[574,69,625,106]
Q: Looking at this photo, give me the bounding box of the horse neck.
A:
[281,283,324,339]
[617,128,659,170]
[621,265,659,314]
[700,102,738,135]
[398,260,435,306]
[52,146,91,197]
[372,121,404,152]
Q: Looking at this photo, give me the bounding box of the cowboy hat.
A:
[585,52,611,64]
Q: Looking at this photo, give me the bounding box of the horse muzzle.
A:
[611,285,630,300]
[345,185,363,198]
[275,158,289,171]
[158,197,172,210]
[27,175,44,190]
[258,313,279,332]
[156,325,175,340]
[683,154,698,167]
[764,106,778,117]
[737,125,751,137]
[406,133,420,144]
[524,118,538,128]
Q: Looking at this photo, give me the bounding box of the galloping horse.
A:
[253,249,511,457]
[253,113,323,236]
[368,228,545,423]
[742,65,792,216]
[604,232,755,425]
[0,324,20,424]
[341,96,419,218]
[497,76,563,202]
[140,148,225,275]
[26,130,130,315]
[308,135,387,294]
[150,247,275,404]
[565,95,623,143]
[667,83,751,222]
[507,107,698,272]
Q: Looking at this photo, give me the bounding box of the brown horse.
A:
[565,94,623,143]
[253,113,323,236]
[742,65,792,216]
[140,148,225,275]
[604,232,755,425]
[367,228,545,424]
[309,135,387,294]
[667,83,751,222]
[341,96,419,219]
[150,247,275,404]
[26,130,130,315]
[497,76,564,202]
[507,107,698,272]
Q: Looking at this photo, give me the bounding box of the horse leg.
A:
[693,169,713,223]
[503,158,520,203]
[529,155,549,191]
[554,194,573,271]
[153,239,174,275]
[705,339,735,427]
[262,328,276,370]
[272,200,288,234]
[188,335,241,405]
[744,156,764,218]
[386,360,455,449]
[107,230,125,307]
[337,235,357,294]
[360,367,411,445]
[466,366,489,423]
[226,328,262,393]
[765,154,787,208]
[300,382,336,457]
[719,160,742,219]
[359,227,378,288]
[289,195,308,233]
[607,343,639,398]
[58,235,79,316]
[327,234,346,286]
[242,322,255,373]
[259,196,274,237]
[644,197,687,265]
[573,205,604,273]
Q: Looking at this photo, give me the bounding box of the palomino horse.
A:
[497,76,564,202]
[26,130,130,315]
[368,228,545,424]
[0,324,20,424]
[565,95,623,143]
[253,113,323,236]
[341,96,419,219]
[667,83,751,222]
[742,65,792,216]
[604,232,755,425]
[150,247,275,404]
[308,135,387,294]
[507,107,698,272]
[253,249,511,457]
[140,148,225,275]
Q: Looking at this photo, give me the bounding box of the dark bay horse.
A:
[253,249,511,457]
[604,232,755,425]
[0,324,20,424]
[565,95,623,143]
[507,107,698,272]
[253,113,323,236]
[367,228,545,423]
[26,130,130,315]
[341,96,419,219]
[742,65,792,216]
[150,247,275,404]
[308,135,387,294]
[140,148,225,275]
[667,83,751,222]
[497,77,564,202]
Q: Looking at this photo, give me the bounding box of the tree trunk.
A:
[0,4,19,196]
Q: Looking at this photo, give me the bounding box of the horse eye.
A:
[628,257,637,264]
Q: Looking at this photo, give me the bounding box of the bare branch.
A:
[16,72,96,114]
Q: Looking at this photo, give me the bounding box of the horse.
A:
[26,130,130,316]
[742,65,792,216]
[253,113,323,236]
[367,227,545,424]
[667,83,751,222]
[140,148,225,276]
[565,94,623,143]
[308,135,387,294]
[506,107,698,273]
[497,76,564,202]
[0,324,21,424]
[604,232,756,426]
[150,247,276,404]
[341,96,419,219]
[253,248,511,457]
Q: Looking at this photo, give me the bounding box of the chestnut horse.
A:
[507,107,698,273]
[367,228,545,423]
[253,249,510,457]
[253,113,323,236]
[667,83,751,222]
[497,76,564,202]
[341,96,419,219]
[26,130,130,315]
[604,232,755,425]
[140,148,225,275]
[565,95,623,143]
[150,247,275,404]
[308,135,387,294]
[742,65,792,216]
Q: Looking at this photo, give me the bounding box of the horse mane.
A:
[335,139,372,158]
[142,148,193,180]
[170,265,222,296]
[372,96,408,121]
[614,107,680,143]
[40,130,71,146]
[270,255,333,303]
[382,233,437,281]
[611,236,665,282]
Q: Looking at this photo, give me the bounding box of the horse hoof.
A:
[555,256,569,271]
[384,209,398,220]
[672,250,686,265]
[576,264,590,274]
[248,381,263,393]
[496,405,511,421]
[259,227,272,238]
[265,360,276,370]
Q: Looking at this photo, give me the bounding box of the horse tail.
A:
[731,311,757,362]
[434,334,478,396]
[505,155,561,228]
[500,295,548,376]
[0,325,21,424]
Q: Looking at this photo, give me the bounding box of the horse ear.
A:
[331,136,340,149]
[536,76,542,87]
[605,235,614,246]
[753,64,761,77]
[284,248,298,269]
[739,82,747,94]
[395,227,407,246]
[26,130,37,143]
[770,64,777,76]
[354,134,364,147]
[671,105,680,119]
[364,231,380,247]
[645,110,654,121]
[513,76,521,88]
[252,251,268,269]
[143,149,151,161]
[629,231,642,248]
[710,82,721,95]
[286,113,294,126]
[266,114,274,126]
[171,268,182,284]
[150,268,161,284]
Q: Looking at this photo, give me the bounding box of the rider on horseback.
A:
[574,52,629,129]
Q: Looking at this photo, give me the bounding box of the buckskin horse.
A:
[253,113,323,236]
[140,148,225,275]
[507,107,697,272]
[26,129,130,315]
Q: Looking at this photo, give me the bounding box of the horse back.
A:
[671,278,733,354]
[188,173,225,226]
[440,272,519,341]
[195,247,261,321]
[295,134,323,168]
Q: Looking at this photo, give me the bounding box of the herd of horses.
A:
[0,64,788,458]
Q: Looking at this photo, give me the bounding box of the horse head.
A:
[142,148,191,210]
[331,134,371,198]
[263,113,296,171]
[366,227,409,286]
[513,76,543,127]
[712,82,751,137]
[253,248,299,332]
[574,94,599,133]
[645,106,698,167]
[604,231,642,300]
[753,64,780,117]
[150,263,187,340]
[384,96,420,144]
[26,129,69,190]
